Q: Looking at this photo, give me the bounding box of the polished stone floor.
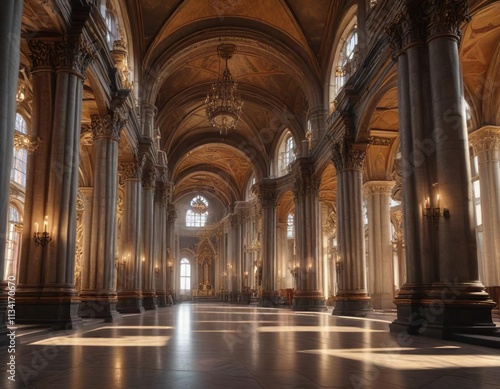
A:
[1,303,500,389]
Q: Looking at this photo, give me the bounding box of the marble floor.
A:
[1,303,500,389]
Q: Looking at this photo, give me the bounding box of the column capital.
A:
[27,38,55,69]
[91,109,127,141]
[363,181,395,198]
[256,184,278,209]
[55,34,96,76]
[331,141,367,172]
[155,182,168,207]
[119,158,144,181]
[167,202,177,223]
[425,0,470,42]
[142,162,157,189]
[469,126,500,154]
[293,172,320,200]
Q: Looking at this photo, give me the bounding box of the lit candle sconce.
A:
[423,188,450,227]
[33,215,52,248]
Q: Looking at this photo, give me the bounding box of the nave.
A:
[2,304,500,389]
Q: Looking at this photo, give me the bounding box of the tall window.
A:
[4,205,20,278]
[335,26,358,96]
[287,213,294,239]
[180,258,191,292]
[284,136,295,167]
[11,113,28,187]
[186,195,208,227]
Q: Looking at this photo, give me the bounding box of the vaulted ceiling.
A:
[130,0,351,207]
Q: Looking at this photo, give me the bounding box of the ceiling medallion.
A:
[205,44,243,135]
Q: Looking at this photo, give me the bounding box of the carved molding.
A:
[425,0,470,41]
[369,136,393,147]
[257,189,278,208]
[155,183,168,207]
[91,109,127,141]
[142,163,157,189]
[167,202,177,223]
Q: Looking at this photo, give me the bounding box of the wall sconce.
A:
[33,216,51,248]
[423,194,450,226]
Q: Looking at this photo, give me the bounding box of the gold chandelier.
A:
[191,195,208,214]
[205,44,243,135]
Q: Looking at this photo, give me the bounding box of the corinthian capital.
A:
[27,39,55,69]
[425,0,470,41]
[469,126,500,154]
[55,35,96,76]
[331,141,367,172]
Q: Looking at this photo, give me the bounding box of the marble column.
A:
[75,187,93,294]
[363,181,395,310]
[16,33,95,329]
[257,181,278,306]
[0,0,23,345]
[386,0,495,337]
[292,159,327,311]
[166,200,177,298]
[116,159,144,313]
[79,113,125,321]
[142,103,157,139]
[155,181,168,307]
[469,126,500,286]
[332,141,372,316]
[141,161,157,310]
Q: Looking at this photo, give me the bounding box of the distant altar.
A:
[194,281,213,296]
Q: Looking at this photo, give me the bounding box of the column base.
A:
[0,291,11,345]
[292,291,328,312]
[258,290,279,307]
[157,293,168,307]
[333,293,372,317]
[79,292,122,322]
[390,281,497,338]
[370,292,396,310]
[117,291,145,314]
[142,291,157,310]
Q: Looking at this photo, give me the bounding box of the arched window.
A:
[180,258,191,293]
[334,25,358,97]
[186,195,208,227]
[287,213,294,239]
[276,132,296,176]
[11,113,28,187]
[4,205,21,278]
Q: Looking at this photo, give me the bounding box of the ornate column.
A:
[154,181,168,307]
[386,0,495,337]
[332,141,372,316]
[166,199,177,298]
[292,159,327,311]
[75,188,93,294]
[257,180,278,306]
[16,28,95,329]
[141,160,157,309]
[363,181,395,310]
[142,103,157,139]
[116,159,144,313]
[0,0,23,344]
[78,112,125,321]
[469,126,500,287]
